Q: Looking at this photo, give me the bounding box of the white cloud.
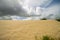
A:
[43,4,60,19]
[19,0,53,7]
[0,0,60,20]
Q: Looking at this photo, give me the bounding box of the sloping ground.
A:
[0,20,60,40]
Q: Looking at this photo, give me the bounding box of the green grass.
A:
[42,36,50,40]
[34,35,60,40]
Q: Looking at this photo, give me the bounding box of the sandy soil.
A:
[0,20,60,40]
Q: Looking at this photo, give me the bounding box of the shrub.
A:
[56,19,60,22]
[42,36,50,40]
[41,18,47,20]
[35,35,56,40]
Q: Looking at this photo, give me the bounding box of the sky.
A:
[0,0,60,20]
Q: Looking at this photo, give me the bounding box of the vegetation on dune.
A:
[42,36,50,40]
[56,19,60,22]
[41,18,47,20]
[35,35,60,40]
[42,36,55,40]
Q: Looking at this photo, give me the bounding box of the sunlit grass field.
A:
[0,20,60,40]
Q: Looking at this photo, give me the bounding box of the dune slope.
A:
[0,20,60,40]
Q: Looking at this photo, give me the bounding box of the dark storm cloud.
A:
[0,0,29,17]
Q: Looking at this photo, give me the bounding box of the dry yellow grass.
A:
[0,20,60,40]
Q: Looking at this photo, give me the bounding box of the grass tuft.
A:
[42,36,50,40]
[34,35,59,40]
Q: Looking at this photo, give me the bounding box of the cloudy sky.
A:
[0,0,60,20]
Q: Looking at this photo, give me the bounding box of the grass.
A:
[42,36,50,40]
[35,35,60,40]
[35,35,39,40]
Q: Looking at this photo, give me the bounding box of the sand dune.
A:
[0,20,60,40]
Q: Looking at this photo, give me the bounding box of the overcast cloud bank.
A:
[0,0,60,20]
